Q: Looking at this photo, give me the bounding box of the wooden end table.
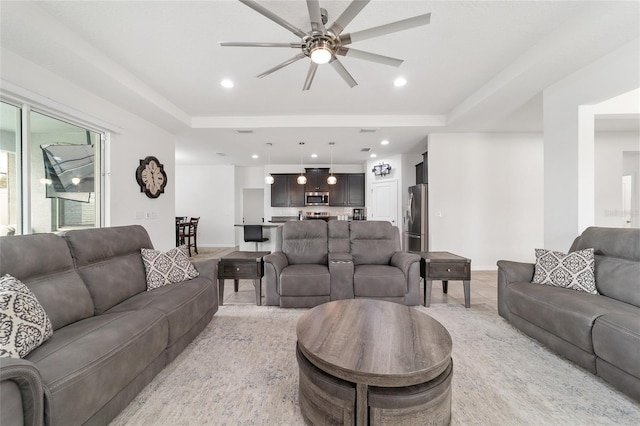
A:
[217,251,269,306]
[413,251,472,308]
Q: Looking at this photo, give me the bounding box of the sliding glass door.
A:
[0,100,103,235]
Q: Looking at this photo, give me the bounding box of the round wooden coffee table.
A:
[296,299,453,425]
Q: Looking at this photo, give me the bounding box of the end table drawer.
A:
[219,261,261,278]
[428,262,469,279]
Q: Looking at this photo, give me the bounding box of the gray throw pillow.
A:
[532,248,597,294]
[141,245,199,291]
[0,274,53,358]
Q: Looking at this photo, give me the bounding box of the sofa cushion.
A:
[592,313,640,379]
[282,221,328,265]
[569,226,640,307]
[106,276,214,347]
[0,275,53,358]
[532,248,597,294]
[25,309,168,426]
[64,225,153,314]
[141,246,199,290]
[280,264,330,297]
[0,233,94,330]
[505,282,640,352]
[350,221,397,265]
[353,265,406,298]
[328,221,350,253]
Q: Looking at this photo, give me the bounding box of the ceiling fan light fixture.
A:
[310,40,333,64]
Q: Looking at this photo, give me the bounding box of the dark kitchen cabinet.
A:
[305,168,330,192]
[416,151,428,184]
[271,174,305,207]
[329,173,365,207]
[347,173,365,206]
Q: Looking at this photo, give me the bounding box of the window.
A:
[0,100,103,235]
[0,102,21,236]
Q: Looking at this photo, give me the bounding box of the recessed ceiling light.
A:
[370,153,377,158]
[221,79,234,88]
[381,140,389,145]
[311,153,318,158]
[252,154,258,159]
[393,77,407,87]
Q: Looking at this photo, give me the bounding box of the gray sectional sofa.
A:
[0,225,218,425]
[264,220,421,307]
[497,226,640,402]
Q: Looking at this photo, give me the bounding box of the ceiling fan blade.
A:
[339,13,431,45]
[257,53,306,79]
[303,62,319,91]
[220,42,303,48]
[239,0,307,39]
[330,58,358,88]
[336,47,403,67]
[329,0,370,36]
[306,0,324,32]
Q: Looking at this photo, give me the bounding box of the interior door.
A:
[370,180,398,226]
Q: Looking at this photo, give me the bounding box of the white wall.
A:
[595,131,640,227]
[428,133,544,269]
[175,164,236,247]
[2,48,177,249]
[543,38,640,250]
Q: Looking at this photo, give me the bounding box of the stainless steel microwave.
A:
[305,191,329,206]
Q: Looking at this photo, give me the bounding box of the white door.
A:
[370,180,398,226]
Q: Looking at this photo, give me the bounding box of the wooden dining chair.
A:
[180,217,200,256]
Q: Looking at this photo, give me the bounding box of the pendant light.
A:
[327,142,337,185]
[264,143,274,185]
[297,142,307,185]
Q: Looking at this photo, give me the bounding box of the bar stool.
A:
[243,225,268,251]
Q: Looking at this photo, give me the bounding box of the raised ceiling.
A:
[1,1,638,166]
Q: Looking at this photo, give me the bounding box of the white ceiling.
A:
[1,1,638,166]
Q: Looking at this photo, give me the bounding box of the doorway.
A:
[242,188,264,224]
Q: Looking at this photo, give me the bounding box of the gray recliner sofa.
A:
[497,226,640,402]
[0,225,218,425]
[264,220,421,307]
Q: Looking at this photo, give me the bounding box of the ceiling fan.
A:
[220,0,431,90]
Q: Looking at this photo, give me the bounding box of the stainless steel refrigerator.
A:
[406,184,428,252]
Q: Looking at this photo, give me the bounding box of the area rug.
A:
[110,303,640,425]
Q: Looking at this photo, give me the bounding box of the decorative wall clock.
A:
[135,156,167,198]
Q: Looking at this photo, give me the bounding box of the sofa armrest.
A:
[496,260,535,320]
[329,253,354,301]
[1,357,46,426]
[191,257,218,282]
[390,252,421,277]
[263,252,289,306]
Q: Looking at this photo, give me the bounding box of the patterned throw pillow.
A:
[141,245,199,291]
[0,274,53,358]
[532,248,597,294]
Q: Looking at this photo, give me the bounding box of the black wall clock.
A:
[135,156,167,199]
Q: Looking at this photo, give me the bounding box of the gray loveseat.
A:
[0,225,218,425]
[264,220,421,307]
[497,226,640,402]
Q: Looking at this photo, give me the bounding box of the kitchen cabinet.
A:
[305,168,330,192]
[416,151,428,184]
[329,173,365,207]
[271,174,305,207]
